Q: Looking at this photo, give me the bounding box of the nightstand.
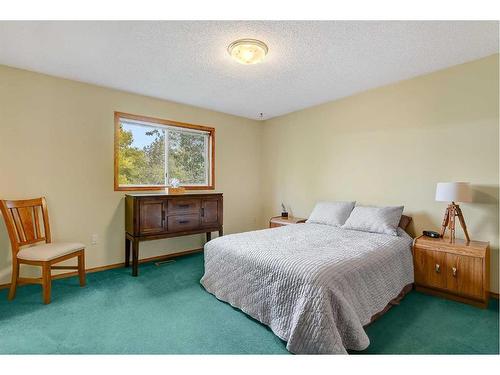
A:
[269,216,307,228]
[413,235,490,308]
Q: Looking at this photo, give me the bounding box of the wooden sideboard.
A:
[125,192,223,276]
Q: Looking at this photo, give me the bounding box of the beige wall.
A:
[1,55,498,293]
[0,65,263,284]
[261,54,499,292]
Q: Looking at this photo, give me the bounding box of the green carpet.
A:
[0,253,498,354]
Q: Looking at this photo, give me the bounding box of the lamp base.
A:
[440,202,470,244]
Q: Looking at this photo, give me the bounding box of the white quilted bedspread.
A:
[200,223,414,354]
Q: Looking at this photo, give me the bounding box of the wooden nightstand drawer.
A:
[413,247,447,289]
[413,235,490,308]
[446,254,483,299]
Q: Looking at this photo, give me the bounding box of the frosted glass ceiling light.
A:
[228,39,268,65]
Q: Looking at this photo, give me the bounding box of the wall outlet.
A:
[91,234,98,245]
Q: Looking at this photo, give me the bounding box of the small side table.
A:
[413,235,490,308]
[269,216,307,228]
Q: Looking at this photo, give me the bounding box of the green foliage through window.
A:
[118,118,210,187]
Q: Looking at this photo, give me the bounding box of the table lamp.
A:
[435,182,472,243]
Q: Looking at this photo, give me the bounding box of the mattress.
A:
[200,223,414,354]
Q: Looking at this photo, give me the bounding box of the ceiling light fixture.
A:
[227,39,268,65]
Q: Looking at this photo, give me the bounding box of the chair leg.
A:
[78,251,86,287]
[8,259,19,301]
[42,262,52,304]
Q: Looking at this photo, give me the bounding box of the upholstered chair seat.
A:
[17,242,85,261]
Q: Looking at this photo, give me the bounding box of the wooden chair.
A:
[0,197,86,304]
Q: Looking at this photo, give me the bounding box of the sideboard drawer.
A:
[168,199,201,215]
[167,214,200,232]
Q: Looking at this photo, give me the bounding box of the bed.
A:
[200,221,414,354]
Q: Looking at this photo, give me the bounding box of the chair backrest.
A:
[0,197,51,255]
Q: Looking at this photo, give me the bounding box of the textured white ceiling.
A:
[0,21,498,120]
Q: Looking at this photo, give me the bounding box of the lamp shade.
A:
[435,182,472,203]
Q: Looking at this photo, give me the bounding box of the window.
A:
[114,112,215,191]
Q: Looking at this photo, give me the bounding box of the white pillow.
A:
[306,201,356,227]
[342,205,404,236]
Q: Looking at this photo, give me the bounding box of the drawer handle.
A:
[435,264,440,273]
[178,220,190,224]
[177,204,190,209]
[452,267,458,277]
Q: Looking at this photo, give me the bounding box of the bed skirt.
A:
[367,283,414,325]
